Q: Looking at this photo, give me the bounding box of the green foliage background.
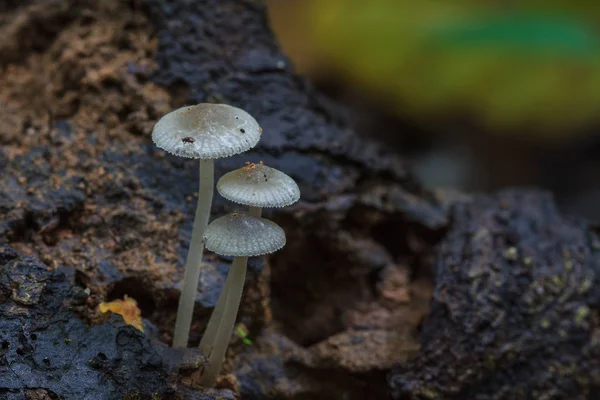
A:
[308,0,600,136]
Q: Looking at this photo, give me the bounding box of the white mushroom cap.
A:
[217,162,300,208]
[204,213,286,257]
[152,103,262,159]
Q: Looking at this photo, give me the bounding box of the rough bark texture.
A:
[390,190,600,400]
[0,0,597,399]
[0,245,177,399]
[0,0,438,398]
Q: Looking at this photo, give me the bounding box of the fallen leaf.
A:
[98,295,144,332]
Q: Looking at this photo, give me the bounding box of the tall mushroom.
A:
[152,104,261,348]
[199,162,300,356]
[201,212,286,387]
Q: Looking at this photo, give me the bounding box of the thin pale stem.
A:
[172,159,214,348]
[201,256,248,387]
[198,263,230,355]
[248,206,262,218]
[199,206,261,356]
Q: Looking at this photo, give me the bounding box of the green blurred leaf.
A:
[429,13,598,56]
[307,1,600,134]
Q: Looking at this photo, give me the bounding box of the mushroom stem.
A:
[198,266,230,356]
[173,159,214,348]
[248,206,262,218]
[198,207,259,355]
[201,256,248,387]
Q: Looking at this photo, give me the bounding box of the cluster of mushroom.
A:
[152,103,299,387]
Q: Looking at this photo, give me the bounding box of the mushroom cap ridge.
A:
[204,213,286,257]
[152,103,261,159]
[217,163,300,208]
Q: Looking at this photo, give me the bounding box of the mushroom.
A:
[200,212,286,387]
[198,162,299,355]
[152,103,261,348]
[216,161,300,218]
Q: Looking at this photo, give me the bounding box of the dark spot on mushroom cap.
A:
[216,162,301,208]
[240,129,245,133]
[152,103,261,159]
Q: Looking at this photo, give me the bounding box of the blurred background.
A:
[267,0,600,220]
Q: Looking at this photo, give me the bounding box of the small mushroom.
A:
[200,212,285,387]
[199,162,299,355]
[152,103,261,348]
[216,161,300,218]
